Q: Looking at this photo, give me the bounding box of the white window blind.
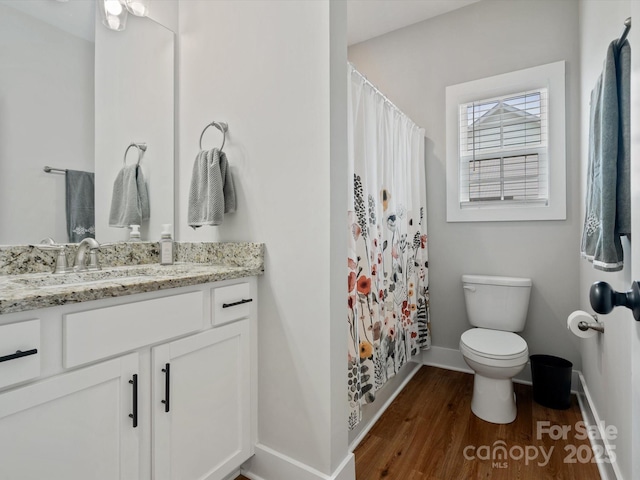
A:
[458,89,548,207]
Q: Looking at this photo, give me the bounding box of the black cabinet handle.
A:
[161,363,170,413]
[128,374,138,428]
[222,298,253,309]
[0,349,38,363]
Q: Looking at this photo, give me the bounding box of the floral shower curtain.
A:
[347,65,430,430]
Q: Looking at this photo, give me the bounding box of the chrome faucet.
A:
[73,238,102,272]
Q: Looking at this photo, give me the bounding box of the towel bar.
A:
[618,17,631,46]
[43,166,67,174]
[199,121,228,151]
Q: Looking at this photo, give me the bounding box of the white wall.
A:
[579,1,635,478]
[177,1,352,478]
[146,0,178,34]
[348,0,582,369]
[0,4,93,244]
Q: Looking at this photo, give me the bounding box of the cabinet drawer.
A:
[64,291,203,368]
[0,319,40,389]
[212,282,252,326]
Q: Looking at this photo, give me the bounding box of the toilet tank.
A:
[462,274,532,332]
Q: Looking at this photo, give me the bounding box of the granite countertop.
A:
[0,242,264,315]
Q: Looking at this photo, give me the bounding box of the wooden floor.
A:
[354,366,600,480]
[236,366,601,480]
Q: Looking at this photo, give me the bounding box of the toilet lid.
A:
[460,328,528,360]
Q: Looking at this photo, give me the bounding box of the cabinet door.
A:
[153,320,251,480]
[0,353,139,480]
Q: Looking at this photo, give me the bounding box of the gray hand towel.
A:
[108,164,150,227]
[65,169,95,242]
[580,40,630,272]
[615,41,631,236]
[188,148,236,228]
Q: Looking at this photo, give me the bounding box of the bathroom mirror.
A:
[0,0,175,245]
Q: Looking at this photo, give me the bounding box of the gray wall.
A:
[348,0,582,367]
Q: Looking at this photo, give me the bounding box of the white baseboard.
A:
[242,444,355,480]
[421,345,581,393]
[577,373,621,480]
[422,345,472,373]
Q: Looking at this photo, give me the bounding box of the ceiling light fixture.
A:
[98,0,149,31]
[124,0,149,17]
[99,0,127,31]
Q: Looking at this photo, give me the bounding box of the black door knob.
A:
[590,281,640,321]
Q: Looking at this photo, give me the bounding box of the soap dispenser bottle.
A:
[160,224,173,265]
[129,225,141,242]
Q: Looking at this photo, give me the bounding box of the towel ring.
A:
[123,143,147,166]
[199,121,228,151]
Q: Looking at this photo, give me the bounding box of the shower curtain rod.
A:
[349,63,423,131]
[619,17,631,45]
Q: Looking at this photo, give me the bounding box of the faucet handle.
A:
[52,249,71,274]
[31,240,70,274]
[34,238,59,250]
[85,242,120,271]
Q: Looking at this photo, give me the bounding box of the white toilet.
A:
[460,274,532,424]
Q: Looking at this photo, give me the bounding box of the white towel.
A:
[108,164,150,227]
[188,148,236,228]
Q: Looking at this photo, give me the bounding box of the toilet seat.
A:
[460,328,528,367]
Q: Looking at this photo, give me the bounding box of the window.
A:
[446,62,566,222]
[462,91,547,204]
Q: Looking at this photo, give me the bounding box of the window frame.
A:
[445,61,566,222]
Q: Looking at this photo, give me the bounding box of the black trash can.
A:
[530,354,573,409]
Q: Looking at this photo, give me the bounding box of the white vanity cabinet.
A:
[0,277,257,480]
[153,320,251,480]
[0,353,140,480]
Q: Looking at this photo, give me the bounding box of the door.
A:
[0,353,139,480]
[630,4,640,477]
[152,320,251,480]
